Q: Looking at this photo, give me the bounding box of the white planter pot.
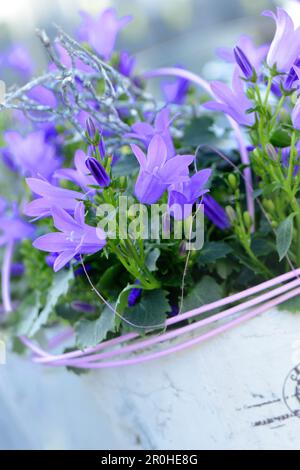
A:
[0,307,300,450]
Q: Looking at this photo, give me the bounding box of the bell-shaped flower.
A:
[76,8,132,60]
[202,195,231,230]
[128,108,176,159]
[168,169,211,220]
[204,68,255,126]
[54,150,97,193]
[85,157,110,187]
[0,204,34,246]
[24,178,83,219]
[3,130,60,178]
[131,135,194,204]
[33,202,106,272]
[263,8,300,72]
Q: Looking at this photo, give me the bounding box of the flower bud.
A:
[234,46,254,79]
[85,157,110,187]
[243,211,252,230]
[99,137,106,159]
[228,174,238,191]
[86,117,96,140]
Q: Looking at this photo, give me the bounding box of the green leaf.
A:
[112,154,138,177]
[182,276,223,313]
[251,238,275,257]
[75,306,116,349]
[145,248,160,272]
[198,242,232,265]
[123,290,171,333]
[270,128,291,148]
[16,292,41,336]
[276,214,296,261]
[98,265,121,291]
[28,270,74,337]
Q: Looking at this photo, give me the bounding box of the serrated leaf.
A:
[182,276,223,313]
[276,214,296,261]
[28,269,74,337]
[198,242,232,265]
[123,289,171,333]
[75,306,115,349]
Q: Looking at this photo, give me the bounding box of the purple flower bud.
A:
[234,46,254,79]
[128,281,142,307]
[86,117,96,140]
[85,157,110,187]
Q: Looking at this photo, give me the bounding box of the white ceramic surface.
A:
[0,307,300,450]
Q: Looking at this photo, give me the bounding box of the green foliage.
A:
[276,214,296,261]
[197,241,232,265]
[122,289,171,333]
[182,276,223,313]
[19,270,74,337]
[75,305,116,349]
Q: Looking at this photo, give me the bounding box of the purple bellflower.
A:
[131,135,194,204]
[293,98,300,131]
[168,169,212,220]
[128,280,142,307]
[54,150,98,193]
[202,195,231,230]
[128,108,176,159]
[217,35,269,71]
[204,68,255,126]
[85,157,111,187]
[285,59,300,90]
[3,130,61,178]
[5,44,34,79]
[118,51,136,77]
[291,66,300,130]
[263,8,300,72]
[234,46,254,79]
[0,205,34,247]
[76,8,132,60]
[24,178,83,219]
[0,203,35,312]
[33,202,106,272]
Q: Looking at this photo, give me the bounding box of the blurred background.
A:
[0,0,298,83]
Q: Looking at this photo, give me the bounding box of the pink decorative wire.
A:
[20,268,300,368]
[1,241,14,313]
[27,282,300,369]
